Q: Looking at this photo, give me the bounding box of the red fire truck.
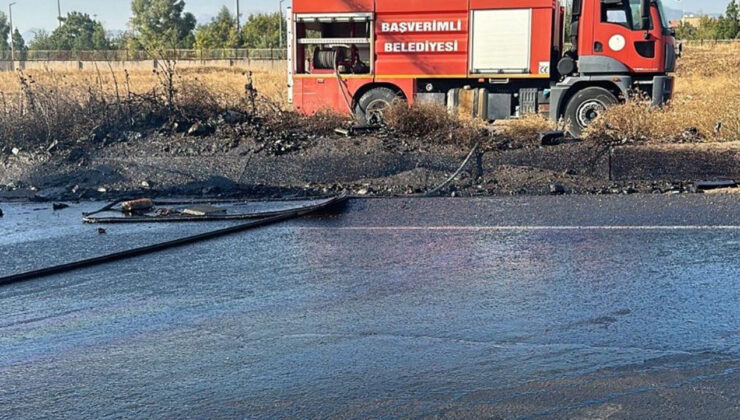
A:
[287,0,676,135]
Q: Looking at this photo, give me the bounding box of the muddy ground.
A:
[1,117,739,202]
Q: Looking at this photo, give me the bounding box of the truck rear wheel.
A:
[355,87,400,126]
[564,87,618,137]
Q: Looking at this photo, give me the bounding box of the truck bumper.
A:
[651,75,674,106]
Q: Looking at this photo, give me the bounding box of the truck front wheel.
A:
[355,87,400,126]
[564,87,618,137]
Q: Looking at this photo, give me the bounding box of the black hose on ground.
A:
[0,196,347,287]
[421,141,482,197]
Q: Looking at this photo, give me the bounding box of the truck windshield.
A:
[627,0,647,30]
[626,0,669,30]
[654,0,670,30]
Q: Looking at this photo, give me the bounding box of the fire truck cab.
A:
[287,0,676,135]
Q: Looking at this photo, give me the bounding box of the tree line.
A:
[0,0,285,54]
[675,1,740,40]
[5,0,736,54]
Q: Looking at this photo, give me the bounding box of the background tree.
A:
[130,0,196,50]
[29,12,110,50]
[716,1,740,39]
[674,21,697,39]
[12,29,27,60]
[695,16,720,39]
[29,30,51,49]
[12,29,25,51]
[241,12,284,48]
[194,6,241,49]
[109,31,138,50]
[0,12,10,52]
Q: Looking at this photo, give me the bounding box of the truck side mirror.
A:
[640,0,651,30]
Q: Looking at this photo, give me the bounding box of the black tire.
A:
[354,87,400,126]
[564,87,619,137]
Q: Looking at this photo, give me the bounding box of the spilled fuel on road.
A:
[1,197,738,418]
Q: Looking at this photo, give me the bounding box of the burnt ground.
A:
[1,120,739,202]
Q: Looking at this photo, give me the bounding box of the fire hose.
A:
[0,132,481,287]
[0,196,347,287]
[420,141,482,197]
[333,48,356,117]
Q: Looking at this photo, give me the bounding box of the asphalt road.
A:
[1,196,739,419]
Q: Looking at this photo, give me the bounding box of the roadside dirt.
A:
[1,117,739,202]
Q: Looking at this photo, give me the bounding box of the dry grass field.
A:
[585,43,740,143]
[0,42,737,148]
[499,43,740,143]
[0,64,292,150]
[0,66,288,108]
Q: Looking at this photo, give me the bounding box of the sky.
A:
[3,0,732,39]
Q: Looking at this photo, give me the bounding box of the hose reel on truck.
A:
[291,11,375,121]
[311,45,369,75]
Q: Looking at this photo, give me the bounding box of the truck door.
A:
[590,0,664,73]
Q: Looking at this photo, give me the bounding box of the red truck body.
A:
[288,0,675,134]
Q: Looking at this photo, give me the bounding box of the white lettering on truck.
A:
[380,19,463,54]
[383,40,459,53]
[380,20,462,33]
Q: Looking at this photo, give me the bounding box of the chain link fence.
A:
[0,49,287,62]
[0,40,735,62]
[681,39,740,45]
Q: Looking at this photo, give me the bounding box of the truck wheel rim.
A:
[366,99,390,124]
[576,100,606,128]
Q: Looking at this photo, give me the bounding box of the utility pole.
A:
[279,0,287,49]
[9,2,16,71]
[235,0,240,32]
[57,0,62,28]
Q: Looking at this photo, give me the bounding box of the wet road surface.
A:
[1,196,739,419]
